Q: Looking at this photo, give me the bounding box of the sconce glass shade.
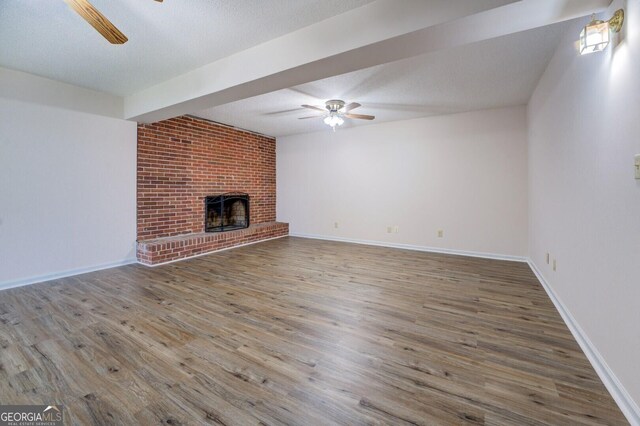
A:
[580,19,610,55]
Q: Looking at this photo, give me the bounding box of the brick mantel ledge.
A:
[137,222,289,266]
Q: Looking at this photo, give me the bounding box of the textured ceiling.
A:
[0,0,373,95]
[191,20,573,137]
[1,1,582,138]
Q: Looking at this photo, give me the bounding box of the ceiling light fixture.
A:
[324,114,344,130]
[579,9,624,55]
[299,99,374,131]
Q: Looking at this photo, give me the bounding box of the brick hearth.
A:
[137,222,289,265]
[137,116,287,264]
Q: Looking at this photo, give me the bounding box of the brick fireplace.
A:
[136,115,288,265]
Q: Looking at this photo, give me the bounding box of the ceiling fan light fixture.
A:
[324,115,344,129]
[300,99,373,131]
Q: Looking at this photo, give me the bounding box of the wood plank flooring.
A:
[0,237,627,425]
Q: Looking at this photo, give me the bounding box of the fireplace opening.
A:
[205,193,250,232]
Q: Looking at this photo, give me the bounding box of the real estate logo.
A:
[0,405,63,426]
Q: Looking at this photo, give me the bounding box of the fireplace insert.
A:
[205,193,250,232]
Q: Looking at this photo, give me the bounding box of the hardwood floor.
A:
[0,237,627,425]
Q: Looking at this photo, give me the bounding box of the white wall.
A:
[277,106,528,258]
[0,97,137,288]
[528,0,640,417]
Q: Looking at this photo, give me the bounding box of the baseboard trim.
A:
[527,260,640,426]
[139,235,289,267]
[289,233,527,262]
[0,259,138,292]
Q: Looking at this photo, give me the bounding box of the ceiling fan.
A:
[299,100,375,131]
[63,0,162,45]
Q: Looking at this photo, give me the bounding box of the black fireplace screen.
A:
[205,193,250,232]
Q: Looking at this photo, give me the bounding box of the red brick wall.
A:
[137,116,276,240]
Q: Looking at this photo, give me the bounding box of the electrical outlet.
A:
[387,226,393,233]
[546,253,550,264]
[635,154,640,179]
[553,259,557,271]
[334,222,339,229]
[437,230,444,238]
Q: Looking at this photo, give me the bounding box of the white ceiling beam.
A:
[124,0,516,122]
[125,0,608,123]
[0,67,123,118]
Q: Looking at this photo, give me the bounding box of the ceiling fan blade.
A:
[345,113,375,120]
[343,102,361,112]
[301,104,326,113]
[154,0,163,2]
[64,0,128,44]
[298,115,324,120]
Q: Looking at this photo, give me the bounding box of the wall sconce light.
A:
[579,9,624,55]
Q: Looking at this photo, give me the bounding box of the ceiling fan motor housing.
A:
[325,100,345,113]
